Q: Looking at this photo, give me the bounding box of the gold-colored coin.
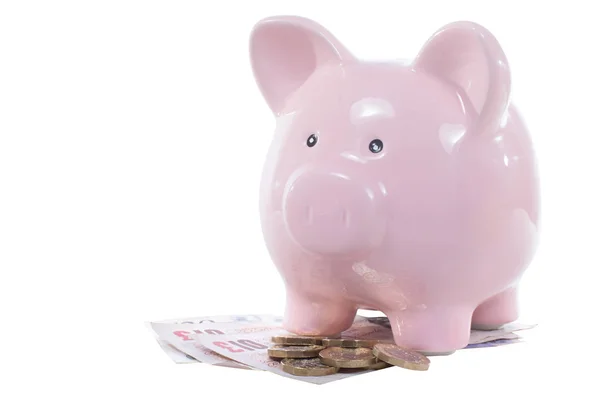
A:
[281,357,339,376]
[322,338,391,348]
[372,343,430,371]
[271,335,324,345]
[268,344,325,359]
[369,359,392,370]
[319,347,377,368]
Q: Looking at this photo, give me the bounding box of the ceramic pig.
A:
[250,16,539,354]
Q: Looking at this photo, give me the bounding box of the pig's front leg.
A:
[386,307,472,355]
[471,287,519,330]
[283,290,357,336]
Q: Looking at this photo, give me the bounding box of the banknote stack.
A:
[147,314,535,384]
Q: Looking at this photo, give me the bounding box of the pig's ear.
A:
[413,21,511,135]
[250,16,355,115]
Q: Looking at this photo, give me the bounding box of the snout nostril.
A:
[306,206,313,224]
[342,209,350,228]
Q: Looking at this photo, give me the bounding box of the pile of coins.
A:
[268,335,430,376]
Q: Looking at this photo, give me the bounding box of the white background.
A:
[1,0,598,398]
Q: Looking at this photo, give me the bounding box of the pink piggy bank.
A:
[250,16,539,354]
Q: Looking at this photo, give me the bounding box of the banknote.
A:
[149,314,371,365]
[149,314,536,371]
[192,318,535,384]
[281,318,535,348]
[195,327,372,384]
[156,339,196,364]
[154,314,283,325]
[466,337,522,349]
[148,314,283,366]
[146,322,197,363]
[469,322,537,344]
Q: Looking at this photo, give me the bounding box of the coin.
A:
[281,357,339,376]
[366,317,392,329]
[267,344,325,359]
[369,359,392,370]
[322,338,391,348]
[319,347,377,368]
[372,343,431,371]
[271,335,324,345]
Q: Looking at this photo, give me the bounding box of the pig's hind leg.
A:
[282,290,357,336]
[471,286,519,330]
[386,307,472,354]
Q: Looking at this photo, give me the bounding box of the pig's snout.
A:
[282,170,385,256]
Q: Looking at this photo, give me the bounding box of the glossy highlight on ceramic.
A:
[250,15,540,353]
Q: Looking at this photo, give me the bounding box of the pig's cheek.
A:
[259,147,289,213]
[262,112,297,211]
[271,179,285,213]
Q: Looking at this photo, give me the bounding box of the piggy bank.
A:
[250,16,539,354]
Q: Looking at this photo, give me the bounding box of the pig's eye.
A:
[369,139,383,153]
[306,133,318,147]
